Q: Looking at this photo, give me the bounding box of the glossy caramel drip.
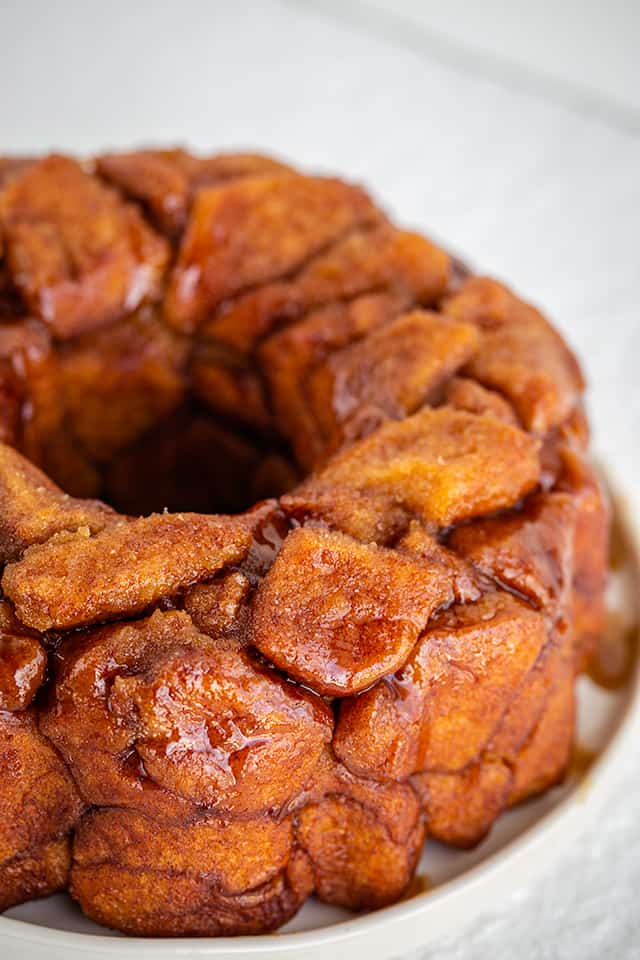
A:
[570,743,598,779]
[587,507,639,691]
[402,873,433,900]
[587,614,638,691]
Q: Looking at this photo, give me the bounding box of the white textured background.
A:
[0,1,639,956]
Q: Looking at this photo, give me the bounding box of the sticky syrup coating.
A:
[41,609,332,818]
[0,155,169,339]
[0,147,608,934]
[251,526,456,696]
[0,601,46,711]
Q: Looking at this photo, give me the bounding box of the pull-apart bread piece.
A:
[0,148,608,934]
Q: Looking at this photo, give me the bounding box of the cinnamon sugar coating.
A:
[306,309,479,458]
[293,748,425,910]
[71,808,313,936]
[333,592,547,780]
[282,407,541,541]
[97,148,293,236]
[0,441,117,564]
[0,710,83,910]
[0,147,608,935]
[444,276,584,434]
[2,509,266,631]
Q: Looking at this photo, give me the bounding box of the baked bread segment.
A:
[2,506,271,631]
[0,837,71,914]
[333,592,547,780]
[58,306,189,463]
[107,638,332,815]
[165,174,381,331]
[0,319,106,498]
[203,224,450,354]
[0,710,83,910]
[96,149,293,235]
[40,608,332,818]
[0,441,117,564]
[0,148,608,935]
[293,749,425,910]
[0,601,46,711]
[449,491,577,611]
[260,292,407,468]
[508,643,576,805]
[71,808,313,937]
[0,156,169,339]
[251,526,455,696]
[306,309,479,458]
[442,376,520,425]
[282,407,541,541]
[412,759,513,849]
[444,276,584,434]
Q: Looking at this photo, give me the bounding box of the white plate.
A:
[2,483,638,960]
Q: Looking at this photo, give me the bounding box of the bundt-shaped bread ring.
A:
[0,149,608,936]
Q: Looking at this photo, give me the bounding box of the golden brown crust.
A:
[412,759,513,849]
[108,644,332,815]
[333,592,547,780]
[183,569,252,642]
[0,601,46,711]
[261,292,408,469]
[282,407,541,541]
[449,491,577,613]
[96,148,293,235]
[0,837,71,913]
[0,322,104,499]
[292,748,424,910]
[306,310,479,458]
[557,450,610,669]
[442,376,520,425]
[395,521,483,605]
[0,441,117,564]
[58,306,189,462]
[203,224,450,354]
[296,795,424,910]
[71,808,313,936]
[508,647,575,804]
[444,277,584,434]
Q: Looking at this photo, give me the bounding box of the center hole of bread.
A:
[99,403,299,516]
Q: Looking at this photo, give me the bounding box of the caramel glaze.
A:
[586,614,638,692]
[570,743,598,779]
[401,873,433,900]
[586,508,639,692]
